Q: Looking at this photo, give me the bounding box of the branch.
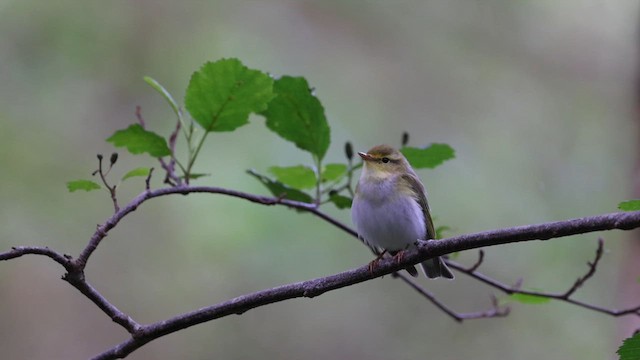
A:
[90,207,640,359]
[0,247,140,333]
[4,184,640,359]
[393,272,509,322]
[446,239,640,317]
[0,246,72,271]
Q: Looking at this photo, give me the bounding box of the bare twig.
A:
[396,272,509,322]
[0,247,139,333]
[135,105,145,128]
[94,154,119,213]
[562,237,604,297]
[465,250,485,272]
[0,246,73,271]
[446,239,640,318]
[63,272,141,333]
[145,167,154,191]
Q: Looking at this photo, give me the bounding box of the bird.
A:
[351,144,454,279]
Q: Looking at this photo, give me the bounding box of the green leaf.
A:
[321,163,347,182]
[268,165,317,190]
[619,200,640,212]
[617,333,640,360]
[107,124,171,157]
[260,76,330,160]
[122,167,151,181]
[67,180,101,192]
[508,293,551,304]
[144,76,180,118]
[182,173,210,180]
[329,193,352,209]
[185,58,274,132]
[401,144,455,169]
[247,170,313,203]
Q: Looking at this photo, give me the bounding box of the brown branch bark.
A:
[3,185,640,359]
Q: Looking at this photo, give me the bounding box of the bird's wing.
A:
[401,173,436,240]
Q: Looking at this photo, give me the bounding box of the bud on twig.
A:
[110,153,118,166]
[402,132,409,146]
[97,154,103,161]
[344,142,353,160]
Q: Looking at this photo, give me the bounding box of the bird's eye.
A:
[381,157,390,163]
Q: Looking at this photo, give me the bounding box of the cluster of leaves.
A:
[66,58,455,209]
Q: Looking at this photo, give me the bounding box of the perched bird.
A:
[351,144,454,279]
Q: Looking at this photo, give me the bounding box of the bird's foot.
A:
[368,249,388,274]
[392,250,406,264]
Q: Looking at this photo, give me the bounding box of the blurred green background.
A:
[1,1,639,359]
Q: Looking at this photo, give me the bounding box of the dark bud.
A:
[110,153,118,166]
[328,190,338,197]
[402,132,409,146]
[344,142,353,160]
[97,154,103,160]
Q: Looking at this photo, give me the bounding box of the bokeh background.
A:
[1,1,639,359]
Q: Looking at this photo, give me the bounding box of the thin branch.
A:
[395,272,509,322]
[63,272,141,334]
[94,154,120,213]
[445,239,640,318]
[464,250,485,272]
[145,167,154,191]
[562,237,603,297]
[0,247,140,333]
[0,246,73,271]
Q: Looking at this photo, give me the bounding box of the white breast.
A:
[351,179,426,251]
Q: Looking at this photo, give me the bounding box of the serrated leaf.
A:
[122,167,151,181]
[107,124,171,157]
[617,333,640,360]
[144,76,180,118]
[185,58,274,132]
[322,163,347,182]
[260,76,330,160]
[247,170,313,204]
[329,193,352,209]
[619,200,640,212]
[268,165,317,190]
[401,144,455,169]
[67,180,101,192]
[508,293,551,304]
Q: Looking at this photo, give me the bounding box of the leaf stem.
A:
[314,156,322,205]
[185,130,210,183]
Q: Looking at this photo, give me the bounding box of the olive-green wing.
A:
[401,173,436,239]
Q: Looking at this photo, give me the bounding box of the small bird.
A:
[351,144,454,279]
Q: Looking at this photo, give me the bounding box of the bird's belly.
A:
[352,196,426,251]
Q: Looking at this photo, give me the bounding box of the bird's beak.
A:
[358,152,374,161]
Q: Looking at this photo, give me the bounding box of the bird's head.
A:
[358,144,411,179]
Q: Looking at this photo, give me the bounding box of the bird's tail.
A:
[421,256,454,279]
